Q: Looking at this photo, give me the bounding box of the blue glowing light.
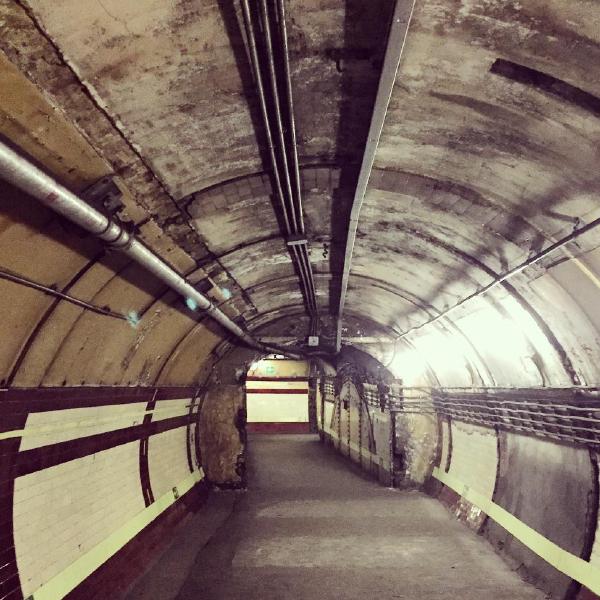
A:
[127,311,140,328]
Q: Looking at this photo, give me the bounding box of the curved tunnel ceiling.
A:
[1,0,600,386]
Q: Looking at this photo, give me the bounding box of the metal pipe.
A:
[241,0,310,311]
[242,0,318,320]
[0,140,265,350]
[304,255,318,313]
[297,247,316,313]
[0,267,128,320]
[259,335,396,344]
[290,243,313,311]
[275,0,318,310]
[258,0,298,234]
[276,0,304,233]
[299,244,317,309]
[335,0,416,350]
[240,0,292,236]
[295,245,317,312]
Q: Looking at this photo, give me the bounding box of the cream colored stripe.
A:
[246,380,308,389]
[1,404,195,442]
[246,393,307,400]
[31,469,204,600]
[433,467,600,595]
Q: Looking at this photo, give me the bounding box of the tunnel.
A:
[0,0,599,598]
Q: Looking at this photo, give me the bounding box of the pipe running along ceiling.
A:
[0,0,599,389]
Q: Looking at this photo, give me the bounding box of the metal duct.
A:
[335,0,416,350]
[241,0,318,322]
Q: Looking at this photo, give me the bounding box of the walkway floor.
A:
[127,434,545,599]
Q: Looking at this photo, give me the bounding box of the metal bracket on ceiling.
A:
[56,175,126,241]
[82,175,125,216]
[80,175,140,249]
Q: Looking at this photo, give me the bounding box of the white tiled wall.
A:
[439,419,450,470]
[323,400,334,433]
[19,403,148,450]
[11,395,198,599]
[13,442,144,597]
[589,455,600,569]
[246,380,309,424]
[148,426,193,499]
[246,393,309,423]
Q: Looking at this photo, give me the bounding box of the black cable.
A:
[0,267,128,320]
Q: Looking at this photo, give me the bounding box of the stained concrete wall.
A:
[485,434,596,597]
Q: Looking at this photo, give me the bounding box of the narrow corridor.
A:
[3,2,600,598]
[129,435,544,599]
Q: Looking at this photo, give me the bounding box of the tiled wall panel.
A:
[148,427,194,500]
[14,442,143,597]
[151,398,192,422]
[19,403,148,450]
[439,419,450,471]
[1,387,201,600]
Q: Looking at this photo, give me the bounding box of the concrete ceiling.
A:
[351,0,600,333]
[1,0,600,383]
[0,0,394,337]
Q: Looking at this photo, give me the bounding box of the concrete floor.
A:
[127,434,546,599]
